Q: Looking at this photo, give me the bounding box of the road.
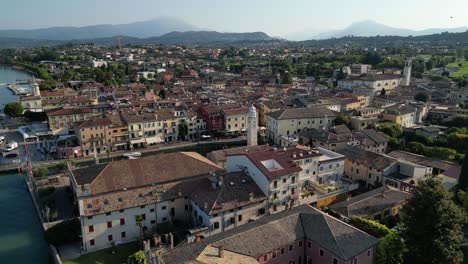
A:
[0,131,246,172]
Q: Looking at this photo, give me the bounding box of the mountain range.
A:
[0,17,198,40]
[289,20,468,40]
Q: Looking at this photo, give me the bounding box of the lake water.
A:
[0,65,33,109]
[0,66,48,263]
[0,173,49,264]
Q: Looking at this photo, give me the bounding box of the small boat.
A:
[123,152,142,159]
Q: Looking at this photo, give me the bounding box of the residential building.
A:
[74,117,113,156]
[46,107,95,135]
[266,107,338,146]
[68,152,223,252]
[222,107,249,136]
[190,172,268,237]
[338,74,400,92]
[329,186,412,221]
[382,104,417,128]
[159,204,378,264]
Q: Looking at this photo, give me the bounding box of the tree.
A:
[458,153,468,192]
[178,120,189,140]
[414,92,429,102]
[400,178,464,264]
[127,250,147,264]
[158,89,166,99]
[4,102,24,117]
[32,167,48,178]
[349,217,404,264]
[333,114,350,126]
[135,215,144,248]
[282,71,292,84]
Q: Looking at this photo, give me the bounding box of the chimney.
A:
[219,246,224,258]
[249,192,254,202]
[169,233,174,249]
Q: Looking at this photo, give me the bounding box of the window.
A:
[334,259,338,264]
[140,205,145,209]
[119,209,124,213]
[299,241,303,247]
[281,248,285,255]
[272,251,277,258]
[120,218,125,225]
[367,250,371,257]
[273,181,278,188]
[107,221,112,228]
[121,232,126,238]
[90,239,95,246]
[307,241,311,248]
[289,244,293,251]
[230,217,235,224]
[282,178,287,183]
[87,216,92,220]
[238,214,243,222]
[108,235,113,241]
[142,214,146,220]
[319,249,324,256]
[162,206,167,210]
[151,220,156,224]
[213,222,220,230]
[88,225,94,233]
[263,255,268,261]
[150,208,155,213]
[106,212,111,216]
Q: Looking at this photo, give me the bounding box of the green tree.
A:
[135,215,144,248]
[4,102,24,117]
[127,250,147,264]
[32,167,48,178]
[414,92,429,102]
[400,178,464,264]
[178,120,189,140]
[458,153,468,192]
[282,71,292,84]
[376,231,404,264]
[333,114,350,126]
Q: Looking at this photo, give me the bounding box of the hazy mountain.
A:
[306,20,468,40]
[148,31,273,44]
[0,31,275,48]
[0,17,198,40]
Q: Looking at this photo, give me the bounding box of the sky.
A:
[1,0,468,37]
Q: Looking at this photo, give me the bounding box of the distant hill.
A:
[148,31,273,44]
[309,20,468,40]
[0,17,198,40]
[0,31,275,48]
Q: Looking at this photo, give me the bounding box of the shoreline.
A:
[0,64,36,77]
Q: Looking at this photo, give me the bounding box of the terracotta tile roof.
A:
[72,152,223,195]
[228,146,322,179]
[75,117,112,128]
[46,107,93,116]
[222,107,249,115]
[268,107,338,120]
[190,172,266,216]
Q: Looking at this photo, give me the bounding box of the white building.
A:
[68,152,223,252]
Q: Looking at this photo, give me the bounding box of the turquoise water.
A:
[0,173,49,263]
[0,65,33,109]
[0,66,48,263]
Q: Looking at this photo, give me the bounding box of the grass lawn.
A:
[446,61,468,78]
[63,242,139,264]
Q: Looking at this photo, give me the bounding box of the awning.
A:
[146,136,163,145]
[130,138,146,144]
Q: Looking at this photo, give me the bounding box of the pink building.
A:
[160,204,378,264]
